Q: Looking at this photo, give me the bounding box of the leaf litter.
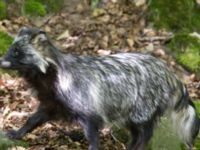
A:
[0,1,199,149]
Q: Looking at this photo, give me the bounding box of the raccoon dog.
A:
[0,27,199,150]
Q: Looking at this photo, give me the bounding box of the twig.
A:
[138,35,173,42]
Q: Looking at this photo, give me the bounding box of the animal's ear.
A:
[13,27,32,43]
[31,30,48,44]
[18,27,29,36]
[18,27,47,43]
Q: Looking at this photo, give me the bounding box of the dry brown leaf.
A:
[26,133,38,140]
[134,0,146,7]
[97,49,111,55]
[97,15,110,23]
[11,146,26,150]
[57,30,70,40]
[6,111,29,120]
[92,8,106,17]
[154,49,166,58]
[127,38,134,47]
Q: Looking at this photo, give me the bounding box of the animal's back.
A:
[66,53,183,124]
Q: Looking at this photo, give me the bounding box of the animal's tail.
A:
[171,86,200,149]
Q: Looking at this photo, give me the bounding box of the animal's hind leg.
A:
[127,125,139,150]
[127,122,154,150]
[79,119,100,150]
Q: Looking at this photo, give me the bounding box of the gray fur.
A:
[0,27,199,150]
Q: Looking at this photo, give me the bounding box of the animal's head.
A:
[0,27,58,73]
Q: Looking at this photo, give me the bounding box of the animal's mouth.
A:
[0,57,46,74]
[0,57,30,71]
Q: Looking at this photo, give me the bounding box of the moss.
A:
[149,117,182,150]
[148,101,200,150]
[0,1,7,20]
[0,31,17,75]
[148,0,200,32]
[167,34,200,74]
[0,131,29,150]
[24,0,46,17]
[178,50,200,72]
[193,101,200,149]
[0,31,13,56]
[194,101,200,117]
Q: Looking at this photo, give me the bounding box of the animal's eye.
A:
[13,49,20,57]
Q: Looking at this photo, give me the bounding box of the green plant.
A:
[0,131,28,150]
[35,0,64,13]
[149,117,182,150]
[178,49,200,72]
[167,34,200,73]
[0,1,7,20]
[24,0,46,17]
[148,0,200,33]
[194,101,200,117]
[0,31,13,56]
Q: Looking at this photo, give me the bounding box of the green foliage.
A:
[194,101,200,117]
[111,101,200,150]
[167,34,200,73]
[0,131,14,150]
[0,131,28,150]
[178,49,200,72]
[149,117,182,150]
[4,0,16,4]
[0,1,7,20]
[0,0,65,19]
[91,0,100,9]
[0,31,18,75]
[193,101,200,149]
[0,31,13,56]
[35,0,64,13]
[24,0,46,17]
[148,0,200,32]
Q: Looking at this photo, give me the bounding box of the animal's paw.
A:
[6,130,23,140]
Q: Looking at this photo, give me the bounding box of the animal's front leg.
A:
[7,105,51,139]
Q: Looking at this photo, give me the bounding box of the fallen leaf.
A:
[92,8,106,17]
[127,38,134,47]
[134,0,146,7]
[154,49,166,58]
[97,49,111,55]
[57,30,70,40]
[11,146,26,150]
[98,15,110,23]
[26,133,38,140]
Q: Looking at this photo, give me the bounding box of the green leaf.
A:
[24,0,46,17]
[0,1,7,20]
[148,0,200,33]
[0,31,13,56]
[167,34,200,74]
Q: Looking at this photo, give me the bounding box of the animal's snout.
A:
[0,57,12,68]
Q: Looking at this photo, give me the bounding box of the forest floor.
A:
[0,1,200,150]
